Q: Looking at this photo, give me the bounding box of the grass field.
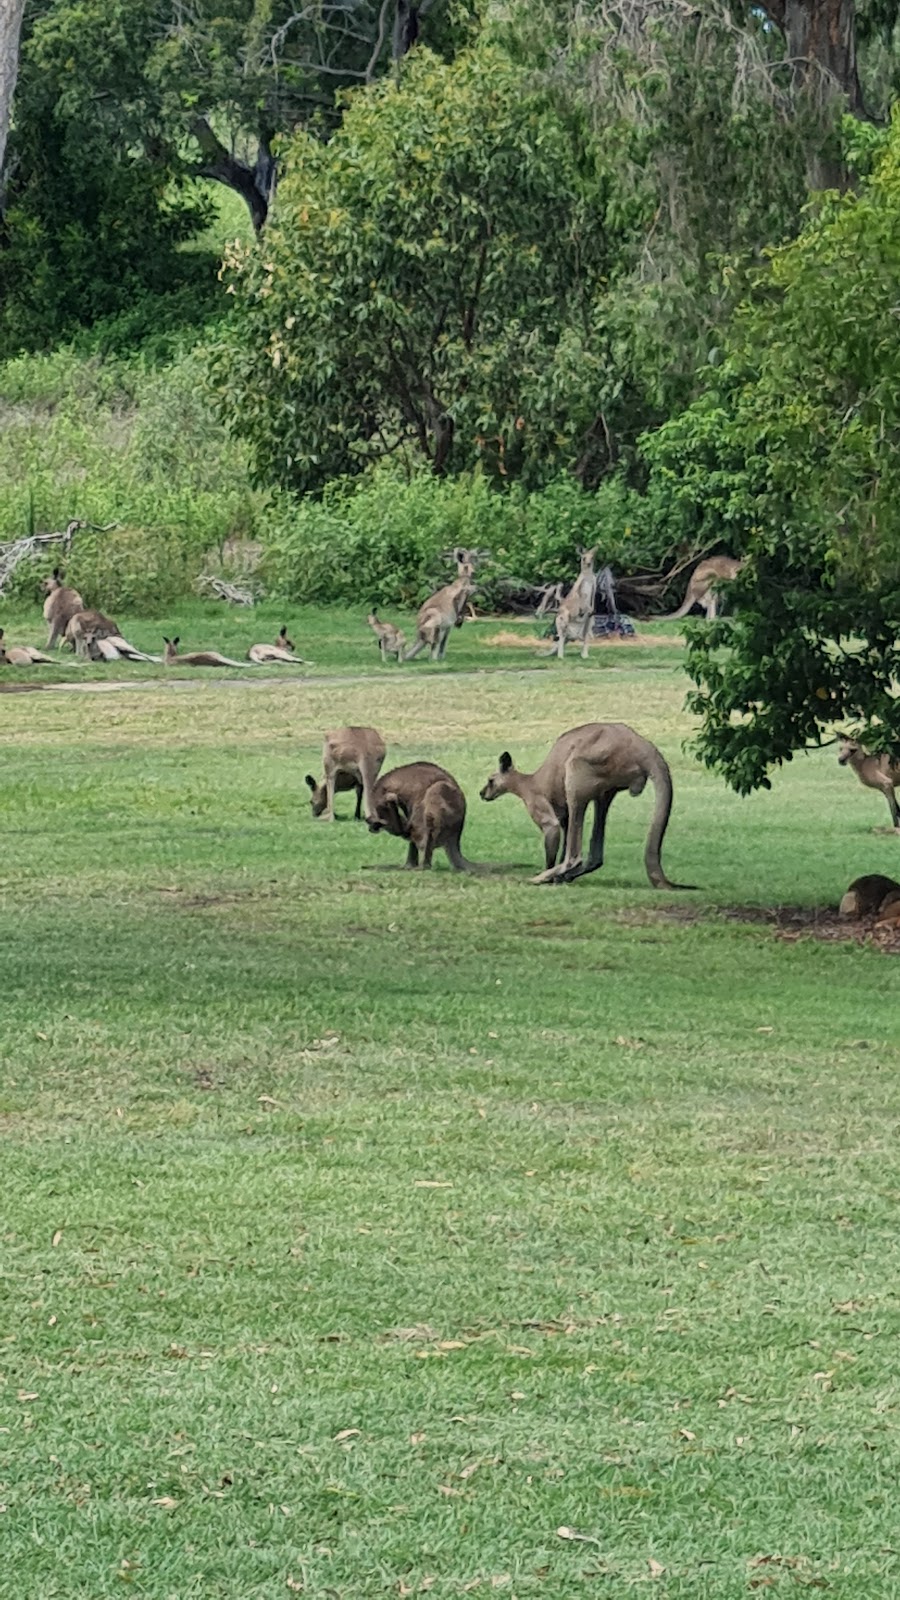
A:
[2,621,900,1599]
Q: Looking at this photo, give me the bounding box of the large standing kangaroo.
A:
[403,553,475,663]
[543,548,598,661]
[480,722,694,889]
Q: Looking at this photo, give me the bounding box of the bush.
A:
[261,464,669,608]
[0,339,262,613]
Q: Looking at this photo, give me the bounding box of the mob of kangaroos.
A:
[304,719,691,887]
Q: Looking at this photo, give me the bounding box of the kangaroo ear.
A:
[173,637,180,647]
[499,751,512,772]
[52,567,61,579]
[279,626,287,638]
[163,636,170,644]
[304,774,317,791]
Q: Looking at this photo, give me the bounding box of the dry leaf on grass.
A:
[286,1580,304,1593]
[648,1558,665,1578]
[150,1496,178,1509]
[51,1229,63,1247]
[333,1428,360,1442]
[17,1392,38,1402]
[414,1180,453,1189]
[557,1526,602,1547]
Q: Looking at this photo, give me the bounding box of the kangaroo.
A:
[163,636,245,668]
[42,569,85,648]
[64,609,155,662]
[544,548,597,661]
[404,552,475,662]
[367,761,474,871]
[838,737,900,829]
[663,556,744,621]
[305,726,386,822]
[248,627,307,665]
[367,609,406,663]
[0,629,54,665]
[479,723,693,889]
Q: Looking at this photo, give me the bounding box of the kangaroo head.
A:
[480,750,514,801]
[278,626,295,652]
[163,636,180,661]
[305,773,328,816]
[0,634,7,664]
[367,793,409,837]
[42,568,63,594]
[838,737,863,766]
[578,547,597,572]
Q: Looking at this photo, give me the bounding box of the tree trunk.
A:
[0,0,26,190]
[761,0,863,111]
[192,118,275,233]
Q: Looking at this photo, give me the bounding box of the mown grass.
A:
[0,602,688,685]
[1,648,900,1599]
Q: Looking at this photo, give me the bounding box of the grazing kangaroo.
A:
[248,627,307,664]
[404,552,475,662]
[0,629,54,665]
[367,761,474,871]
[367,609,406,662]
[42,569,85,648]
[663,556,743,621]
[163,636,245,668]
[479,722,693,889]
[838,737,900,829]
[306,726,386,822]
[544,548,598,661]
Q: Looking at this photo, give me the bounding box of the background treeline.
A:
[4,0,900,784]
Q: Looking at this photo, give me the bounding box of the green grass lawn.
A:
[0,601,688,684]
[2,628,900,1598]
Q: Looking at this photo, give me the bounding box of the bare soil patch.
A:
[485,629,675,650]
[624,901,900,955]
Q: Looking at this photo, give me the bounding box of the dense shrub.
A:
[0,340,261,613]
[261,464,670,608]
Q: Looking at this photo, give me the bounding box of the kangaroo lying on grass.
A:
[404,552,475,662]
[543,547,597,661]
[42,569,84,648]
[163,636,245,668]
[367,609,406,662]
[838,736,900,829]
[479,722,693,889]
[367,761,474,871]
[663,556,743,620]
[248,627,308,664]
[306,726,386,822]
[0,629,54,665]
[66,610,155,661]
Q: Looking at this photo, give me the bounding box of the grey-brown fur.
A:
[480,722,692,889]
[367,760,473,871]
[306,726,386,822]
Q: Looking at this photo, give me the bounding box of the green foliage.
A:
[0,340,261,611]
[261,462,670,607]
[645,112,900,792]
[0,0,218,355]
[212,43,632,493]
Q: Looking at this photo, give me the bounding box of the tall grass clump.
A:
[0,338,262,612]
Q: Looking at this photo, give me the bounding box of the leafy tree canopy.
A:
[642,109,900,792]
[211,42,640,492]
